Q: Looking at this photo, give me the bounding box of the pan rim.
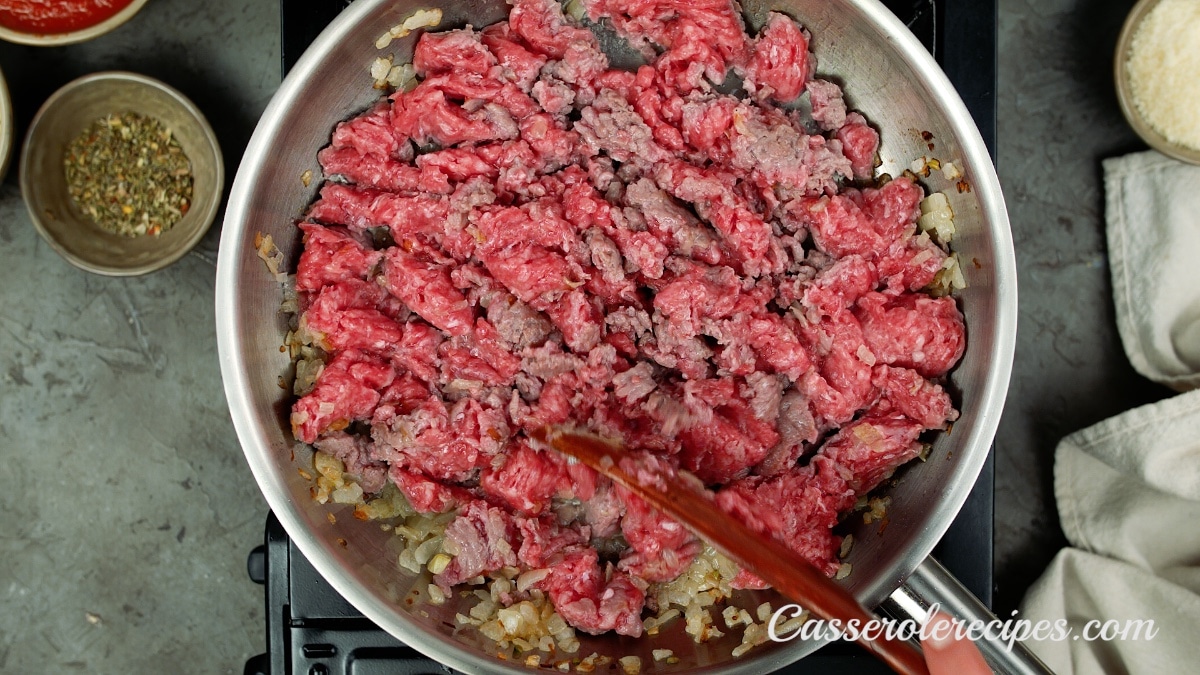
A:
[215,0,1016,671]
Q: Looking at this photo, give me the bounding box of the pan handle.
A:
[880,556,1056,675]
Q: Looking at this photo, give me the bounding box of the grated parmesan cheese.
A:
[1127,0,1200,150]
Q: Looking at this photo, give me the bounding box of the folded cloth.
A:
[1019,389,1200,674]
[1105,151,1200,391]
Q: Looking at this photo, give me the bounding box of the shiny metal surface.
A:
[885,558,1054,674]
[215,0,1016,671]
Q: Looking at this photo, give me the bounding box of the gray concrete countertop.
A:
[0,0,1173,670]
[0,1,277,671]
[994,0,1171,614]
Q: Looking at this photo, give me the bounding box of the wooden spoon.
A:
[528,425,930,675]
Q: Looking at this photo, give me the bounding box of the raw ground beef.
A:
[288,0,964,638]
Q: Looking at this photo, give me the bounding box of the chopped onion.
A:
[386,63,417,90]
[564,0,587,20]
[918,190,956,242]
[756,602,773,622]
[413,536,442,565]
[400,8,442,34]
[839,534,855,558]
[516,568,550,592]
[371,55,392,79]
[253,232,288,283]
[427,552,453,575]
[856,344,877,366]
[331,482,363,504]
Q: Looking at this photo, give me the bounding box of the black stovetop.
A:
[247,1,997,672]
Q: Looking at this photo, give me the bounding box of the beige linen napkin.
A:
[1019,151,1200,673]
[1105,150,1200,391]
[1020,391,1200,673]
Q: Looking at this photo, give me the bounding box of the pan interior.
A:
[214,0,1015,672]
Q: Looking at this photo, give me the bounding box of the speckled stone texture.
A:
[0,0,1179,670]
[995,0,1171,614]
[0,0,277,671]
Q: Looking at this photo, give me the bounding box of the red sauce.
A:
[0,0,135,35]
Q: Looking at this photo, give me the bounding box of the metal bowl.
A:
[19,71,223,276]
[217,0,1015,672]
[1114,0,1200,165]
[0,0,151,47]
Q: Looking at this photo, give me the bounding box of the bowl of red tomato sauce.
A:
[0,0,151,46]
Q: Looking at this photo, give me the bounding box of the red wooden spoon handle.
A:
[530,426,929,675]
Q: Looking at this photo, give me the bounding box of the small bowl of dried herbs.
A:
[19,71,223,275]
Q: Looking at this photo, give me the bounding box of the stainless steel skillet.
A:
[215,0,1033,671]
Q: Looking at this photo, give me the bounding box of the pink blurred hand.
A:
[921,611,993,675]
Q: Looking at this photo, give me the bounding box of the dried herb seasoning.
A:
[64,111,194,237]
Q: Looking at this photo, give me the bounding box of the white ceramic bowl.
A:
[1114,0,1200,165]
[0,0,151,47]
